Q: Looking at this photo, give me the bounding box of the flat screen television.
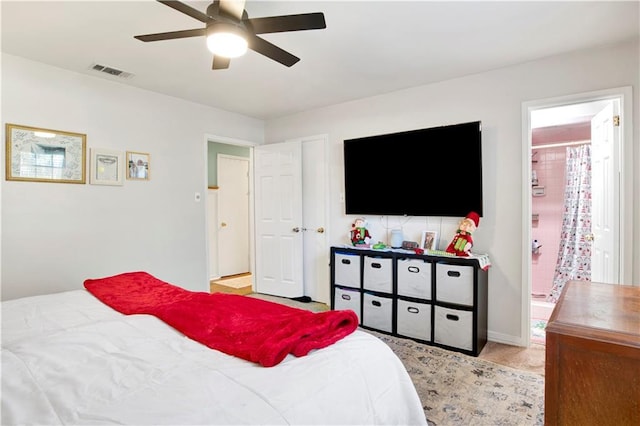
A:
[343,120,483,217]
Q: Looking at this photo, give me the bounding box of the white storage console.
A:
[330,246,489,356]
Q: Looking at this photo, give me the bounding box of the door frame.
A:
[520,86,633,346]
[204,134,257,284]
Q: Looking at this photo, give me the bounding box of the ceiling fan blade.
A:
[134,28,206,42]
[218,0,246,20]
[138,0,321,69]
[248,13,326,34]
[248,35,300,67]
[212,56,231,70]
[157,0,209,23]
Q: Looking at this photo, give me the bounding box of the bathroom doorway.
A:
[523,87,632,346]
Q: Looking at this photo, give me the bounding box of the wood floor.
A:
[479,341,545,375]
[210,273,252,295]
[211,274,546,376]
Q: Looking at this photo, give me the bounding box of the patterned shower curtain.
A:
[548,144,592,303]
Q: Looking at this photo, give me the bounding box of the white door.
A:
[254,142,304,298]
[218,155,250,277]
[299,135,330,304]
[590,101,620,283]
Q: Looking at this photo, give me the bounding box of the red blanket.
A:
[84,271,358,367]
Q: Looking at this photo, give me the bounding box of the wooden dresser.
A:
[545,280,640,425]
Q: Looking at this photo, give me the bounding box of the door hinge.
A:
[613,115,620,126]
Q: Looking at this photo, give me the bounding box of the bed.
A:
[1,272,427,425]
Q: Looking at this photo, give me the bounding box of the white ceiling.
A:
[2,1,639,121]
[531,100,612,129]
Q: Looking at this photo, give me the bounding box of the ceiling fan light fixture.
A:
[134,1,327,70]
[206,22,248,58]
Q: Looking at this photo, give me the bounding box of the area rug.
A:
[367,330,545,426]
[246,292,329,313]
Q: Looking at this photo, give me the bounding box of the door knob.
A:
[292,227,300,233]
[585,233,594,241]
[221,222,227,227]
[316,227,325,233]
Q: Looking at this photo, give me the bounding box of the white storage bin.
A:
[397,258,432,299]
[435,263,474,306]
[363,256,392,293]
[397,299,431,341]
[362,292,393,333]
[334,252,361,288]
[333,286,361,323]
[434,306,473,351]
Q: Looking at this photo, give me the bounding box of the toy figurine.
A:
[445,212,480,257]
[350,217,371,247]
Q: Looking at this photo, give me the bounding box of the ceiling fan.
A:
[134,0,326,70]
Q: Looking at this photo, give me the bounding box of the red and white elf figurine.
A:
[350,217,371,247]
[445,212,480,257]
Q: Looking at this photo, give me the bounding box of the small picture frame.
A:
[126,151,150,180]
[89,148,124,186]
[5,123,86,184]
[421,230,439,251]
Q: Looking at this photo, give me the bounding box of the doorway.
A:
[206,139,254,284]
[205,134,330,303]
[522,87,632,346]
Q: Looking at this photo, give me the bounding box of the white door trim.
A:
[520,86,633,346]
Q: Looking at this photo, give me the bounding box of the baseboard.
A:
[487,330,526,347]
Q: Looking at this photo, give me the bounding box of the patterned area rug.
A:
[367,330,544,426]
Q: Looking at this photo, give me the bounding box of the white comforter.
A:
[2,290,427,425]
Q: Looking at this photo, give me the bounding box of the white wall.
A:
[265,40,640,345]
[1,53,264,301]
[3,40,638,345]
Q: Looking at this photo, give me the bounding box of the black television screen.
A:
[343,121,483,217]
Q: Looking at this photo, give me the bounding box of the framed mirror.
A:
[5,123,86,184]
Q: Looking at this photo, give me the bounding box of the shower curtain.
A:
[548,144,592,303]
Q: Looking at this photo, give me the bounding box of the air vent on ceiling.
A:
[89,63,134,79]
